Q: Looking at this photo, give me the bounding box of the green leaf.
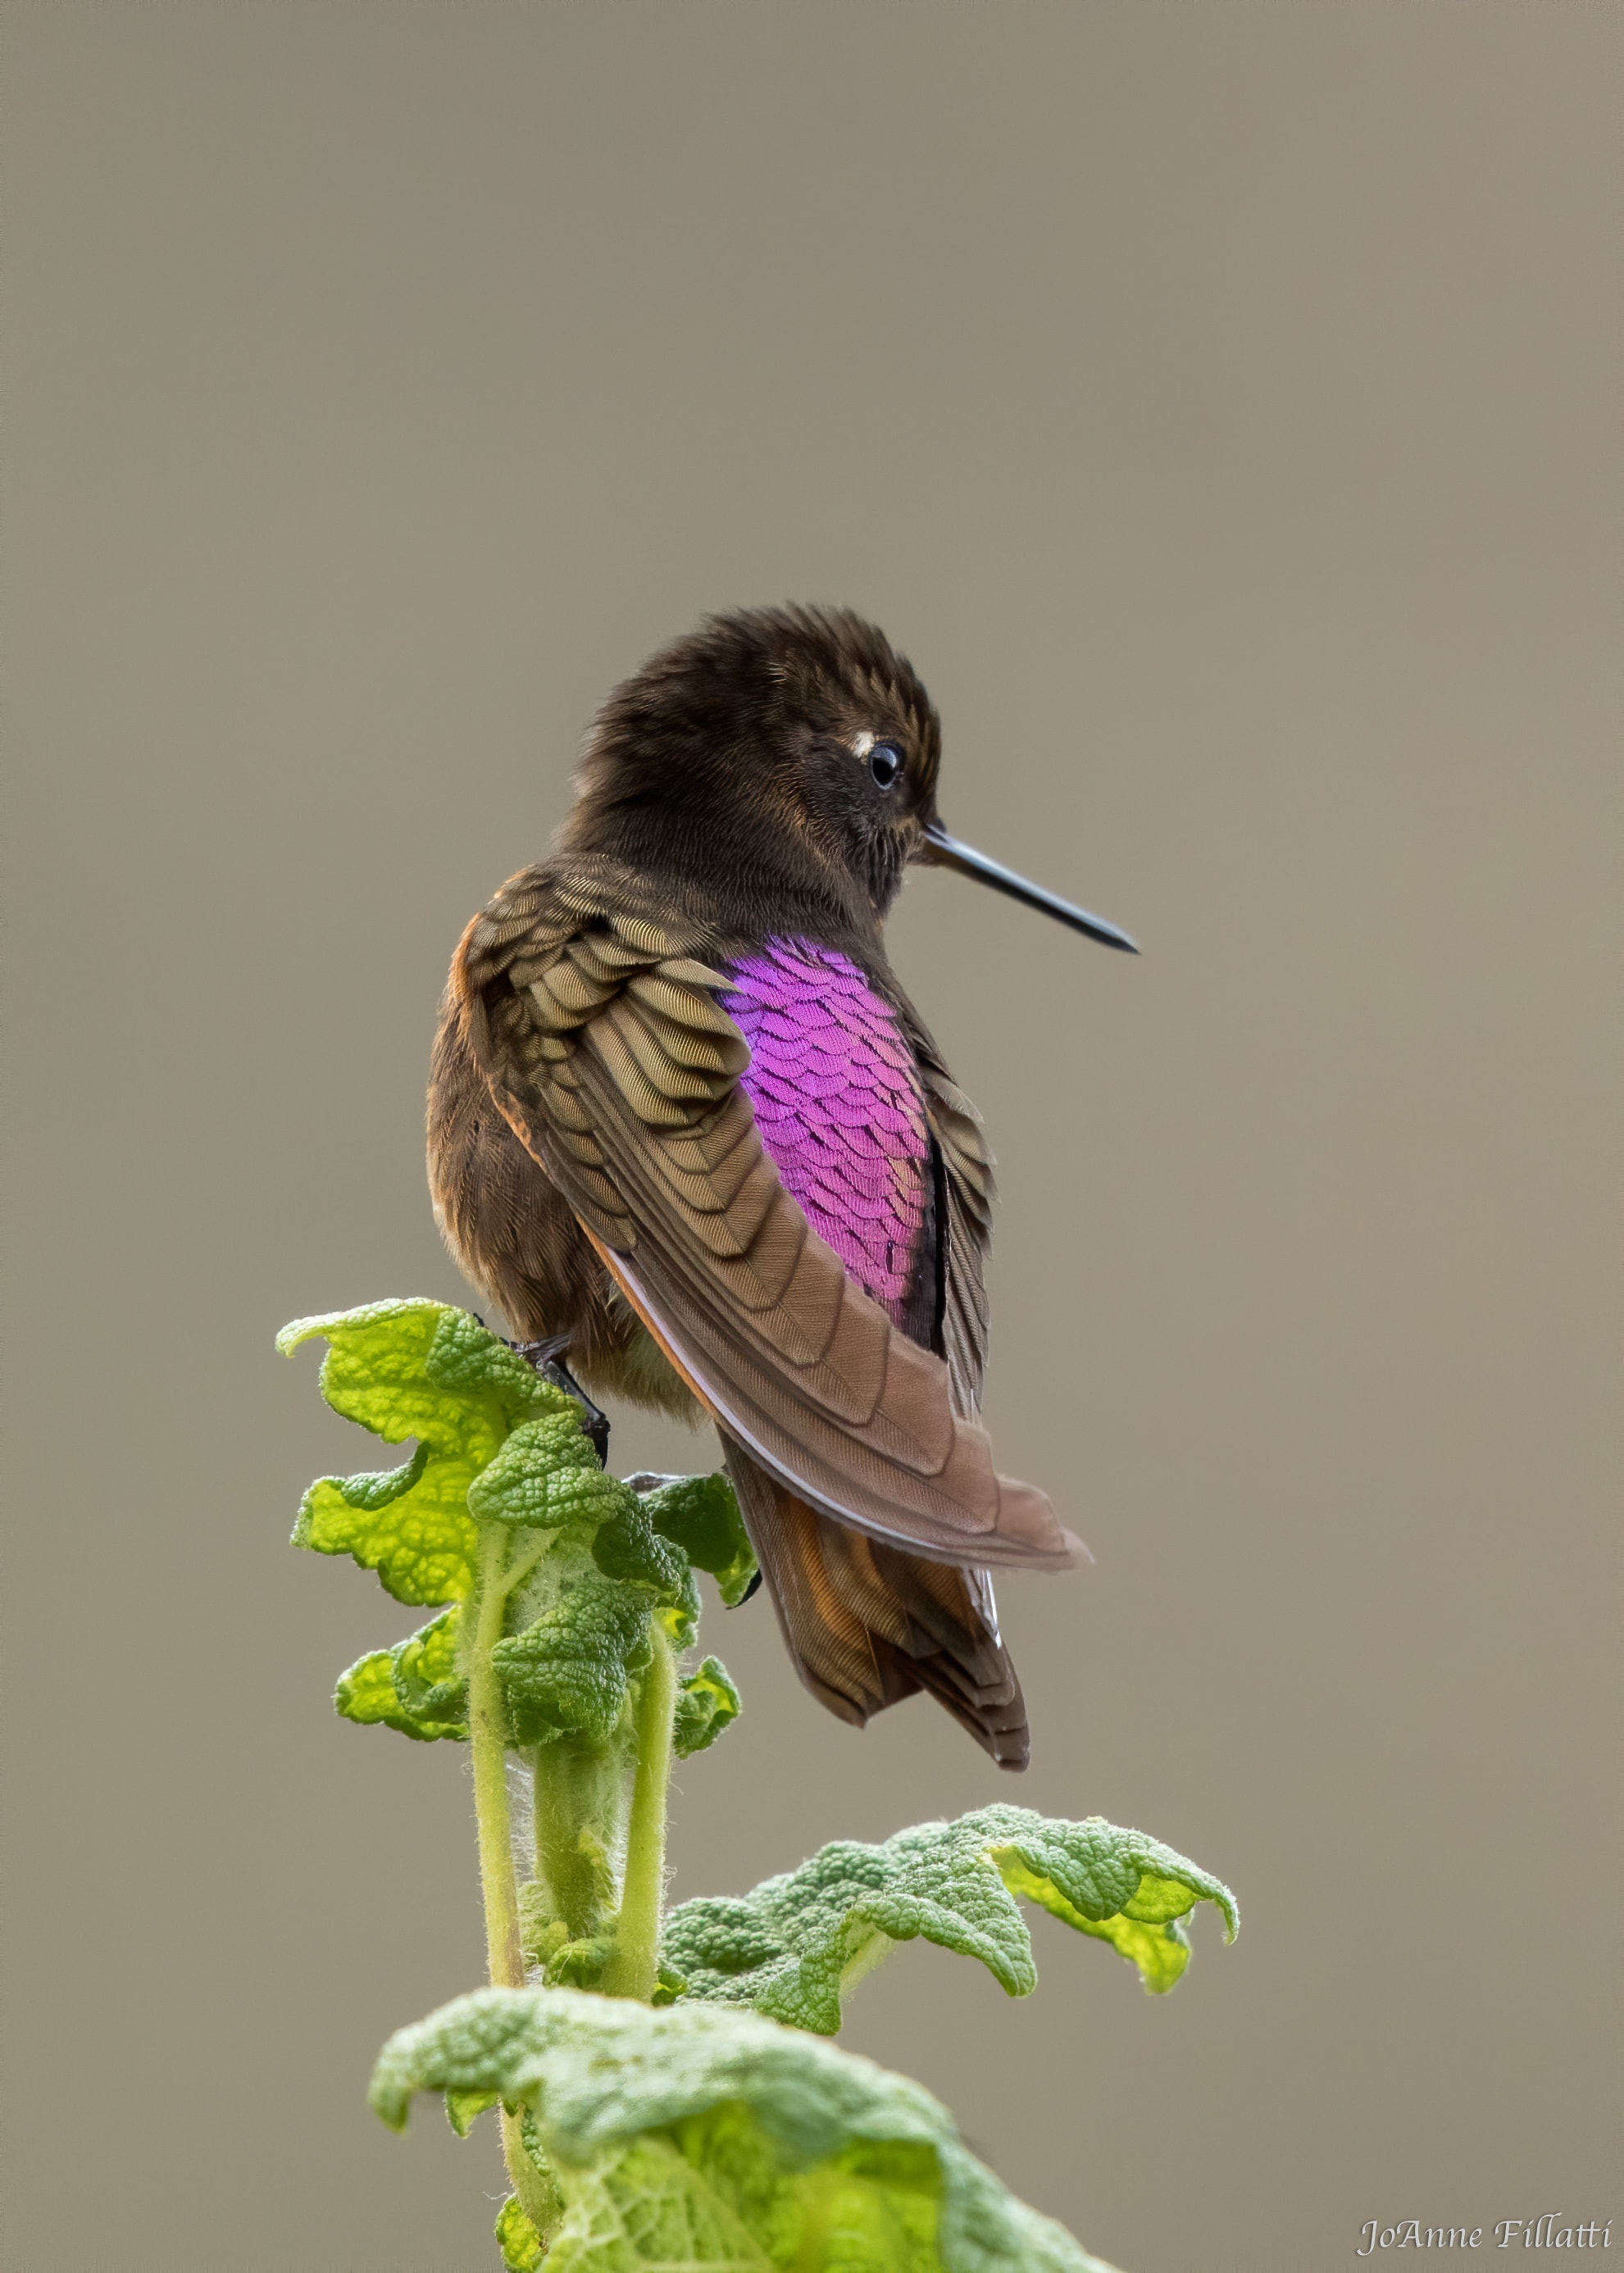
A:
[467,1413,620,1533]
[335,1607,468,1742]
[372,1985,1121,2273]
[392,1604,466,1725]
[652,1962,689,2007]
[653,1565,702,1654]
[493,1575,653,1744]
[421,1307,580,1430]
[278,1299,559,1448]
[673,1656,742,1757]
[293,1443,480,1611]
[471,1427,699,1655]
[281,1302,573,1607]
[332,1650,398,1725]
[496,2193,547,2271]
[592,1493,692,1600]
[445,2087,499,2139]
[989,1850,1224,1997]
[640,1472,758,1606]
[662,1807,1237,2033]
[283,1308,728,1678]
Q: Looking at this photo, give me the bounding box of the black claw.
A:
[508,1336,610,1465]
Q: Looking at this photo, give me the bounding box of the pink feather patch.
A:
[722,938,929,1320]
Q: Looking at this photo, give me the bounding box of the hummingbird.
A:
[428,606,1136,1769]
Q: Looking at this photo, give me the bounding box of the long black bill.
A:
[921,821,1140,953]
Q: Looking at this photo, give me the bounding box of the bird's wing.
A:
[915,1047,994,1419]
[452,862,1080,1572]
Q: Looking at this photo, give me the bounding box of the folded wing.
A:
[453,861,1081,1578]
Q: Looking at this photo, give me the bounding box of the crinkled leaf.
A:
[663,1806,1237,2033]
[592,1493,692,1600]
[493,1576,653,1743]
[284,1309,724,1675]
[474,1427,698,1651]
[278,1299,558,1448]
[372,1986,1119,2273]
[334,1649,407,1729]
[549,2132,767,2269]
[640,1472,758,1606]
[497,2191,547,2270]
[336,1607,468,1742]
[293,1441,479,1610]
[280,1302,571,1607]
[544,1934,614,1991]
[278,1300,462,1444]
[421,1307,579,1430]
[593,1489,700,1648]
[521,1889,616,1993]
[468,1413,619,1534]
[989,1852,1217,1996]
[393,1605,466,1726]
[652,1562,702,1653]
[673,1656,742,1758]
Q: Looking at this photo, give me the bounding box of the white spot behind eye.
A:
[851,730,876,761]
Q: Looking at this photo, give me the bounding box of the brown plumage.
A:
[428,607,1135,1768]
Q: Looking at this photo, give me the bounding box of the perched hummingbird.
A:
[428,607,1135,1768]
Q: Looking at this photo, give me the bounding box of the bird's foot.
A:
[508,1334,610,1465]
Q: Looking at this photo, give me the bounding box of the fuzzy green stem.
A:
[467,1524,558,2234]
[599,1620,675,2002]
[468,1525,524,1991]
[533,1734,622,1943]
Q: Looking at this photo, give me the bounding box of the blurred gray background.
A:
[4,7,1617,2270]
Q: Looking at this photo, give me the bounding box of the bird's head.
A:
[561,605,1135,952]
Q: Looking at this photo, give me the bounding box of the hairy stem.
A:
[468,1524,563,2234]
[600,1620,675,2002]
[468,1525,524,1991]
[533,1733,622,1942]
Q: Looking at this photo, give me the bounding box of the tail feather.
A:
[722,1442,1030,1771]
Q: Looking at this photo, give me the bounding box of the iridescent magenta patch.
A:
[722,937,928,1320]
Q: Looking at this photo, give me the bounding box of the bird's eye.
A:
[868,742,903,791]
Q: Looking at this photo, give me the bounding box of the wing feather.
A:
[725,1444,1031,1769]
[917,1053,995,1416]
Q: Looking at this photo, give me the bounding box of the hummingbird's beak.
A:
[919,821,1140,953]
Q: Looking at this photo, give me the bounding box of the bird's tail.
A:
[721,1441,1030,1771]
